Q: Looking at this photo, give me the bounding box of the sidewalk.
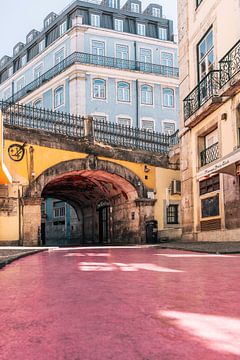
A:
[157,241,240,254]
[0,249,45,269]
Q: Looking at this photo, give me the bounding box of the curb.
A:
[0,250,46,270]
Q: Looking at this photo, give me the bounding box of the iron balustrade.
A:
[184,70,220,121]
[93,117,175,154]
[1,101,84,138]
[1,101,179,155]
[200,142,219,167]
[219,39,240,87]
[6,52,179,104]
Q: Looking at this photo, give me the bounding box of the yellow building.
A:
[178,0,240,241]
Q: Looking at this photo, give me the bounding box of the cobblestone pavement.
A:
[0,247,240,360]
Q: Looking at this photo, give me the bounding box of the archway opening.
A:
[41,169,140,246]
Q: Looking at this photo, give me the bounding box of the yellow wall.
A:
[154,168,180,229]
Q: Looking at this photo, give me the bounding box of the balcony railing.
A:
[184,70,220,121]
[1,101,179,155]
[6,52,179,104]
[200,142,219,167]
[219,39,240,87]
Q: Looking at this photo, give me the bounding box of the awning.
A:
[197,148,240,180]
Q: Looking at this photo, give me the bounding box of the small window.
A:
[55,48,64,64]
[141,85,153,105]
[159,27,167,40]
[114,19,123,32]
[131,3,140,12]
[54,206,65,218]
[152,7,161,17]
[91,14,100,27]
[93,115,107,122]
[34,99,43,108]
[54,86,64,108]
[117,81,130,102]
[167,205,179,224]
[59,21,67,36]
[117,118,131,126]
[163,88,174,107]
[45,18,52,28]
[141,119,154,132]
[161,52,173,67]
[163,122,176,135]
[27,33,34,43]
[34,64,43,79]
[93,79,106,99]
[109,0,118,8]
[39,39,45,53]
[137,23,146,36]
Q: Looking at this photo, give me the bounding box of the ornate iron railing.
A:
[1,101,179,155]
[184,70,220,121]
[200,142,219,167]
[1,101,84,137]
[6,52,179,104]
[219,39,240,87]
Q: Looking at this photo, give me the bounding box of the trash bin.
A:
[146,220,158,244]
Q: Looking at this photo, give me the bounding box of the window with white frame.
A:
[205,129,218,149]
[27,33,34,43]
[55,48,64,64]
[117,117,131,126]
[109,0,118,8]
[39,39,45,53]
[54,206,65,218]
[140,48,152,63]
[93,79,106,99]
[152,7,161,17]
[117,81,130,102]
[163,88,174,107]
[16,77,25,91]
[159,27,167,40]
[163,122,176,135]
[141,119,154,131]
[141,84,153,105]
[137,23,146,36]
[91,14,100,27]
[45,18,52,28]
[131,3,140,12]
[8,67,13,77]
[93,115,107,122]
[34,99,43,108]
[34,64,43,79]
[3,87,11,100]
[114,19,123,32]
[59,21,67,36]
[161,52,173,67]
[116,44,129,60]
[54,86,64,108]
[92,41,105,56]
[198,28,214,80]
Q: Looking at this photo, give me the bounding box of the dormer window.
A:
[91,14,100,27]
[27,34,34,43]
[131,3,140,13]
[14,46,19,56]
[45,18,52,28]
[152,7,161,17]
[59,21,67,36]
[137,23,146,36]
[108,0,118,8]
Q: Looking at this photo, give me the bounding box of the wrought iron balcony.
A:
[184,70,220,121]
[6,52,179,104]
[219,39,240,87]
[1,101,179,155]
[200,142,219,167]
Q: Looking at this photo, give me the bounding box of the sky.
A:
[0,0,177,59]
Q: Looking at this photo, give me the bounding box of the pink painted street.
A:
[1,248,240,360]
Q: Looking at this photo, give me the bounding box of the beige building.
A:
[178,0,240,241]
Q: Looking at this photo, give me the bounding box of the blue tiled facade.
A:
[0,0,179,133]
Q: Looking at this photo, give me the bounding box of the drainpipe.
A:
[134,41,139,128]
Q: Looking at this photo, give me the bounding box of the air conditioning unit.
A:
[171,180,181,195]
